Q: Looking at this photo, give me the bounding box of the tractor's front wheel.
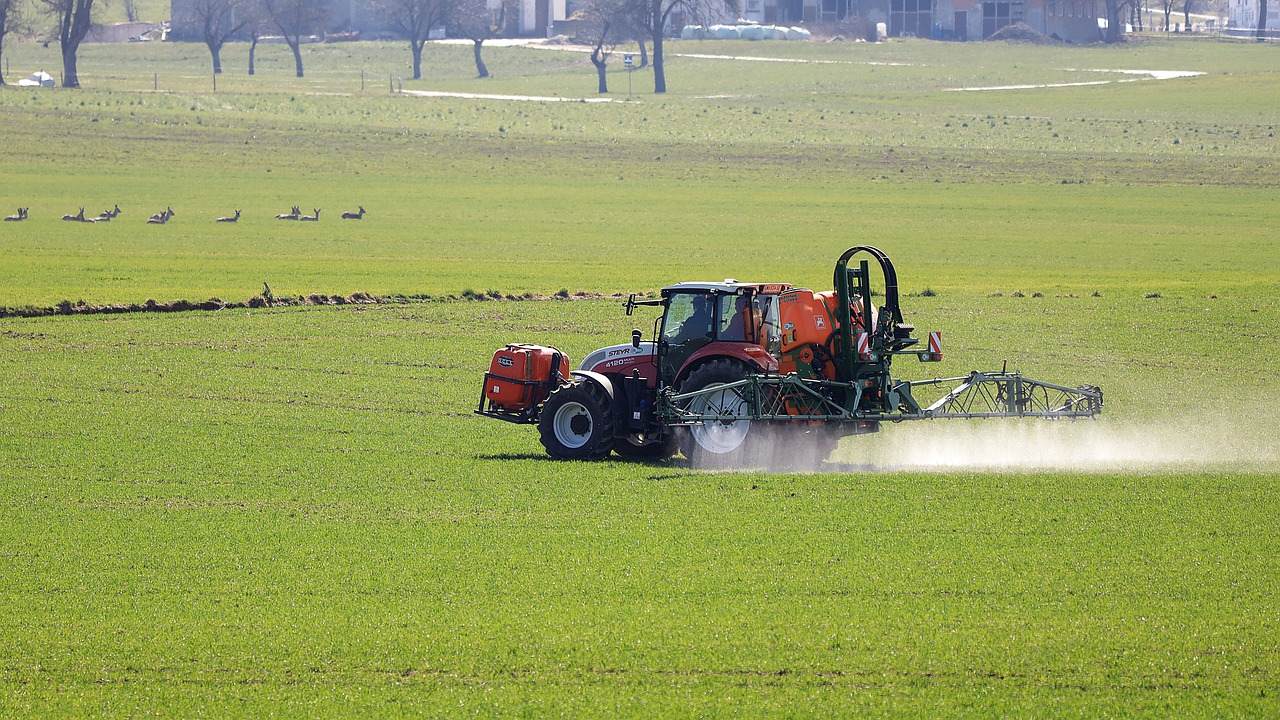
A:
[538,380,615,460]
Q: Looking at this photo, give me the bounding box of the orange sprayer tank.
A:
[483,344,571,413]
[777,289,873,378]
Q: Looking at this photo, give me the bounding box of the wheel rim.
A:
[552,401,593,449]
[688,383,751,455]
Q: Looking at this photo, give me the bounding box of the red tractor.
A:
[477,246,1101,464]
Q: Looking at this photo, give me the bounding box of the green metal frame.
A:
[658,371,1102,425]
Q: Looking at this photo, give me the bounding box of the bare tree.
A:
[448,0,511,79]
[40,0,96,87]
[1160,0,1173,30]
[241,1,266,75]
[263,0,326,77]
[645,0,734,93]
[576,0,643,93]
[577,1,616,93]
[1259,0,1269,39]
[1182,0,1192,29]
[193,0,249,74]
[1103,0,1128,41]
[0,0,27,85]
[375,0,449,80]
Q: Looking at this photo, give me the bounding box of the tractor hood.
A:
[580,342,657,373]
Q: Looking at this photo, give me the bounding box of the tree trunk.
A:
[472,39,488,78]
[591,51,607,93]
[652,29,665,93]
[248,36,258,75]
[1183,2,1190,28]
[1260,0,1269,39]
[209,42,223,74]
[0,34,6,86]
[62,43,80,88]
[289,39,304,78]
[411,40,423,80]
[1104,0,1124,41]
[638,38,648,68]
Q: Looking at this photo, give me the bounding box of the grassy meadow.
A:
[0,35,1278,716]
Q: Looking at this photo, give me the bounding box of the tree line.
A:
[3,0,1269,92]
[0,0,737,92]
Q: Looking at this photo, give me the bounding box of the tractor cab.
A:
[651,281,790,388]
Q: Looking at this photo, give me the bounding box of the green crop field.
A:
[1,35,1278,716]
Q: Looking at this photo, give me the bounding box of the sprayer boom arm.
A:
[659,370,1101,425]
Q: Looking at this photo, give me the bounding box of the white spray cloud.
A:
[826,417,1279,473]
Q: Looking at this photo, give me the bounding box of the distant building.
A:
[727,0,1106,42]
[1225,0,1277,36]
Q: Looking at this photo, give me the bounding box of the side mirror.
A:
[631,329,642,349]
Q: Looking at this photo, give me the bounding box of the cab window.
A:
[718,292,762,343]
[662,293,713,343]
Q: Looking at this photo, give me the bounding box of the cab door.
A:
[658,292,714,386]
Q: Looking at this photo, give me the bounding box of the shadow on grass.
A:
[476,452,694,475]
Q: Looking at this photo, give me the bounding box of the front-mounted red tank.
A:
[481,344,571,418]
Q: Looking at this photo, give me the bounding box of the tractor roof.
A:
[662,280,791,294]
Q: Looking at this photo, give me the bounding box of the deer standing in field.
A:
[62,208,88,222]
[300,208,320,222]
[96,204,122,222]
[275,206,301,220]
[341,206,366,220]
[216,210,241,223]
[147,207,174,224]
[4,208,27,222]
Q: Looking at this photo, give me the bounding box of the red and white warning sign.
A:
[928,331,942,357]
[856,332,871,360]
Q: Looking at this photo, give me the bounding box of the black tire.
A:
[538,380,616,460]
[613,433,677,461]
[676,359,758,468]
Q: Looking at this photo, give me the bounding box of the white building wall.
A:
[1228,0,1276,29]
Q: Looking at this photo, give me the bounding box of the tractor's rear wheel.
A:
[539,380,615,460]
[677,360,758,468]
